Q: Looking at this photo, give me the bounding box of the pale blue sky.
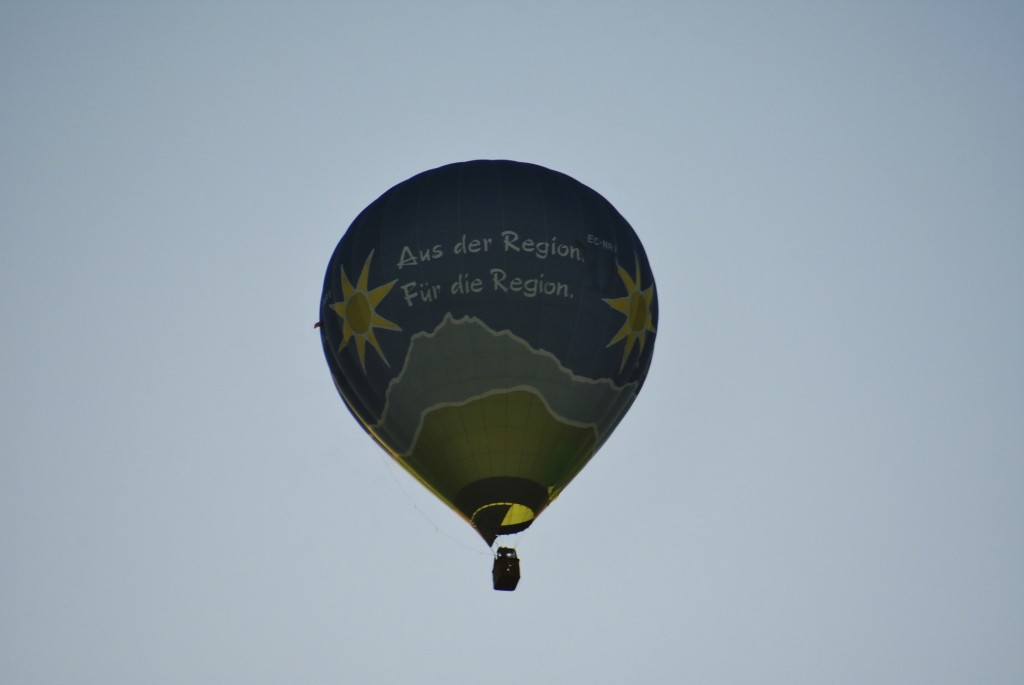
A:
[2,3,1022,683]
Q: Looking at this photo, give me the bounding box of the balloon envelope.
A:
[320,160,657,544]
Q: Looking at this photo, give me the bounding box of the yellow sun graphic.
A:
[603,255,657,370]
[329,250,401,369]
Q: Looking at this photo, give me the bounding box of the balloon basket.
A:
[492,547,520,591]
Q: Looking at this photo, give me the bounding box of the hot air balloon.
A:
[319,160,657,589]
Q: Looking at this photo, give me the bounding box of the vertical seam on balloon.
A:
[568,181,589,379]
[494,161,508,480]
[453,163,473,481]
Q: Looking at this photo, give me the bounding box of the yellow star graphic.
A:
[329,250,401,369]
[603,255,657,370]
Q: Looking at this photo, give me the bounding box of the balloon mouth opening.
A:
[471,503,536,546]
[454,476,549,546]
